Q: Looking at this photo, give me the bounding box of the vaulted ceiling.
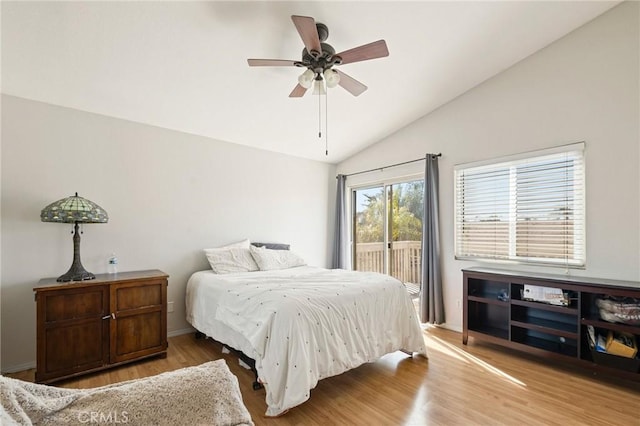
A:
[1,1,619,163]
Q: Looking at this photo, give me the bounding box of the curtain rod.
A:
[341,153,441,178]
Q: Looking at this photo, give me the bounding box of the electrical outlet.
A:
[168,301,174,313]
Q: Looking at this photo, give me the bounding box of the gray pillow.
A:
[251,242,290,251]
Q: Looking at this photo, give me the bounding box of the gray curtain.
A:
[420,154,444,324]
[332,174,350,269]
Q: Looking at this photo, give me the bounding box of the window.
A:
[455,143,585,267]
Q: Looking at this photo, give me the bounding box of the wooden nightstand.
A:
[34,270,168,384]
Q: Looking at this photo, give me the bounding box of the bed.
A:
[186,246,427,417]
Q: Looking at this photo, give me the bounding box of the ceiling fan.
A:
[248,15,389,98]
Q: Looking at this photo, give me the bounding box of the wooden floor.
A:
[9,327,640,425]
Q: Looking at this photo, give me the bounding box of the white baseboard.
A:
[439,323,463,333]
[422,322,463,333]
[167,327,195,338]
[2,361,36,374]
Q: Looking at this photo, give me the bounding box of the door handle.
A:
[102,313,116,320]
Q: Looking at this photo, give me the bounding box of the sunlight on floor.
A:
[413,297,527,388]
[422,331,469,363]
[403,386,430,426]
[423,328,527,388]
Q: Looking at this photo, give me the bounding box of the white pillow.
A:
[249,245,306,271]
[204,247,259,274]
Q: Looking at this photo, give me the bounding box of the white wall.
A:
[338,2,640,332]
[1,95,335,372]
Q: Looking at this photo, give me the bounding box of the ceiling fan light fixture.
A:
[298,69,315,89]
[324,69,340,88]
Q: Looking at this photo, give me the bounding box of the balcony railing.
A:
[354,240,422,287]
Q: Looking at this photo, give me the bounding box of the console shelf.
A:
[581,318,639,335]
[511,299,577,314]
[468,326,510,341]
[463,267,640,380]
[468,295,508,306]
[510,319,578,337]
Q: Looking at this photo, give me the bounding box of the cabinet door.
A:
[110,279,167,363]
[36,285,109,383]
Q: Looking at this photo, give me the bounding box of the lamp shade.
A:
[41,193,108,224]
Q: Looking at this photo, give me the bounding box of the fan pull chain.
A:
[318,89,322,139]
[325,87,329,156]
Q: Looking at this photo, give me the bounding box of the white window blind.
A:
[455,143,585,267]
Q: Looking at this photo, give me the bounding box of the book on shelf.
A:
[522,285,568,306]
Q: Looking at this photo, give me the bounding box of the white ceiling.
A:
[1,1,619,164]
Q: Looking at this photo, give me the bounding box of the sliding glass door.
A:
[353,185,386,274]
[352,179,424,292]
[389,180,424,290]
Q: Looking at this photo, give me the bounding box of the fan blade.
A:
[289,84,308,98]
[248,59,298,67]
[291,15,321,55]
[335,70,367,96]
[335,40,389,65]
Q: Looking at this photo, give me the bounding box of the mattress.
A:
[186,266,426,416]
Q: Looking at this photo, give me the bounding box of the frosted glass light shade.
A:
[324,69,340,88]
[298,69,315,89]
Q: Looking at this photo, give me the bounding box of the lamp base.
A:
[56,221,96,282]
[57,270,96,282]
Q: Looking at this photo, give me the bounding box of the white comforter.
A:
[186,266,426,416]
